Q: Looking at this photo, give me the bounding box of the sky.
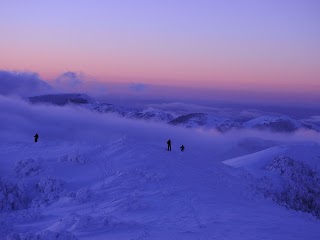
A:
[0,0,319,104]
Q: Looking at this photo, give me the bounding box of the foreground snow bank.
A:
[264,156,320,217]
[225,145,320,218]
[58,153,88,165]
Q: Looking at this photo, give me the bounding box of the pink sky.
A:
[0,1,319,102]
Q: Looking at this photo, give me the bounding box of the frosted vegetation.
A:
[265,156,320,218]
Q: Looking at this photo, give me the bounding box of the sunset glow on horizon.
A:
[1,0,319,102]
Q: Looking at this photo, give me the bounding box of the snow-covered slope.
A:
[27,94,320,133]
[125,108,174,122]
[88,102,135,117]
[90,103,174,122]
[169,113,240,131]
[224,144,320,218]
[28,94,174,123]
[1,96,320,239]
[243,115,302,132]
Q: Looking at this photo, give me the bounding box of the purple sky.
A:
[0,0,319,104]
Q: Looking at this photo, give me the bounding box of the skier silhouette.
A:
[34,133,39,143]
[180,145,185,152]
[167,139,172,151]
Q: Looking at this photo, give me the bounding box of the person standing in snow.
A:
[167,139,172,151]
[180,145,185,152]
[34,133,39,143]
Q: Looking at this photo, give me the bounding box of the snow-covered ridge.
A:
[28,94,175,123]
[243,115,302,132]
[90,103,174,122]
[28,94,97,106]
[27,94,319,133]
[169,113,240,132]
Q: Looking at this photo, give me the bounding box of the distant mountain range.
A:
[28,93,96,106]
[27,93,320,133]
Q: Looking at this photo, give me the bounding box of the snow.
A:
[13,159,42,178]
[0,178,27,211]
[224,144,320,218]
[27,94,320,133]
[1,95,320,239]
[169,113,239,131]
[243,115,302,132]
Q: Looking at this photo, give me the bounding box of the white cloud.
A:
[0,71,53,97]
[0,95,319,151]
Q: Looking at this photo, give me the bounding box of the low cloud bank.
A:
[0,71,53,97]
[0,95,319,152]
[0,70,146,99]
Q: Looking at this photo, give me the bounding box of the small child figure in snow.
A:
[34,133,39,143]
[180,145,185,152]
[167,139,172,151]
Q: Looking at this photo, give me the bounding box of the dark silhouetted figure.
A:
[34,133,39,143]
[167,139,172,151]
[180,145,185,152]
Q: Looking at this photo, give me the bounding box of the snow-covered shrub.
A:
[265,156,320,218]
[13,159,41,178]
[0,178,27,211]
[31,177,65,207]
[58,153,87,165]
[5,230,78,240]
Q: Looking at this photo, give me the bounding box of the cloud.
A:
[0,95,319,153]
[129,83,147,92]
[0,70,108,97]
[52,71,108,95]
[238,110,264,119]
[55,71,83,89]
[302,116,320,123]
[0,71,53,97]
[0,70,149,99]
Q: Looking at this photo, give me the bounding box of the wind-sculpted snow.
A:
[47,213,142,234]
[67,187,92,204]
[58,153,88,165]
[5,230,78,240]
[1,95,320,239]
